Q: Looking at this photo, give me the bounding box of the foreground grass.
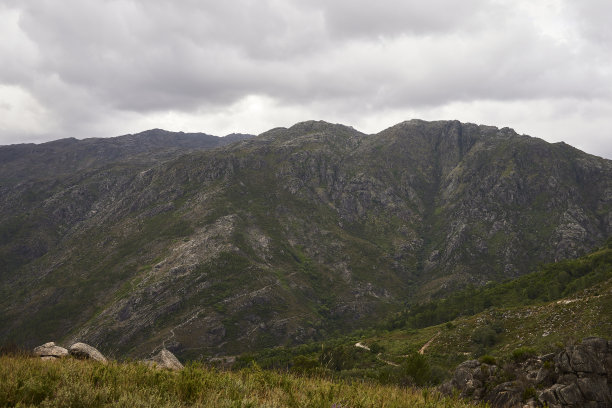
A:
[0,356,482,408]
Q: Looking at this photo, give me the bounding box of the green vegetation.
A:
[234,242,611,385]
[0,355,483,408]
[388,239,612,330]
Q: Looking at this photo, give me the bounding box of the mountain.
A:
[0,129,253,182]
[0,120,609,360]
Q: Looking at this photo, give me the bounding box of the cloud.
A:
[0,0,610,158]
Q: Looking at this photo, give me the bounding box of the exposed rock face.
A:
[145,349,183,371]
[69,342,107,363]
[442,337,612,407]
[540,337,612,408]
[33,342,68,359]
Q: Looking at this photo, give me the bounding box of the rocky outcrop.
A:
[442,337,612,407]
[68,342,107,363]
[33,342,68,359]
[145,349,183,371]
[540,337,612,408]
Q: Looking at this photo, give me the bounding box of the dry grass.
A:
[0,355,485,407]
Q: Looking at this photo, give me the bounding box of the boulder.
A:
[442,337,612,407]
[489,381,522,407]
[69,342,107,363]
[145,349,183,371]
[33,342,68,359]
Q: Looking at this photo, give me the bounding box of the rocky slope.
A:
[443,337,612,407]
[0,120,609,360]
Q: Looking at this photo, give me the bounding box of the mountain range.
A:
[0,119,610,360]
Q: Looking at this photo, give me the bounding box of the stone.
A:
[489,381,522,408]
[69,342,107,363]
[444,337,612,407]
[557,383,584,406]
[145,349,183,371]
[576,376,611,405]
[33,342,68,358]
[535,365,556,387]
[538,384,564,408]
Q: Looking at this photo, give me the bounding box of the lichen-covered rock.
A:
[489,381,522,407]
[442,337,612,407]
[33,342,68,358]
[69,342,107,363]
[145,349,183,371]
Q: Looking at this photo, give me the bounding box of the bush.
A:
[401,353,431,386]
[523,386,537,401]
[479,355,496,365]
[292,355,319,372]
[369,342,384,354]
[471,326,498,347]
[319,345,356,371]
[511,347,537,362]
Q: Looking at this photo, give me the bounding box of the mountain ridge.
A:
[0,119,609,360]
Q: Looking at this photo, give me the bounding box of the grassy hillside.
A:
[0,355,482,408]
[238,242,611,384]
[389,237,612,330]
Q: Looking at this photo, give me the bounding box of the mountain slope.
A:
[0,129,253,272]
[0,120,609,360]
[241,242,612,380]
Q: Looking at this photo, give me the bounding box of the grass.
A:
[0,355,484,408]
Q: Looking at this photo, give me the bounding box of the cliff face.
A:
[0,120,609,359]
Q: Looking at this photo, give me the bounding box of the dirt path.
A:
[354,342,370,351]
[377,355,400,367]
[418,332,440,355]
[354,342,399,366]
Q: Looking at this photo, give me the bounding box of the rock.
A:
[33,342,68,358]
[489,381,523,407]
[558,382,585,406]
[576,376,609,404]
[522,398,539,408]
[535,364,556,387]
[538,383,565,408]
[145,349,183,371]
[69,342,107,363]
[443,337,612,407]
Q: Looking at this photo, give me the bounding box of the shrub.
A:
[369,342,384,354]
[292,355,319,372]
[471,326,498,347]
[523,386,537,400]
[511,347,537,362]
[401,353,431,386]
[479,355,496,365]
[319,345,356,371]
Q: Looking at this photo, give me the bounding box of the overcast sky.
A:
[1,0,611,158]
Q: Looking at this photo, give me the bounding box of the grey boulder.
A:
[33,342,68,359]
[69,342,107,363]
[145,349,184,371]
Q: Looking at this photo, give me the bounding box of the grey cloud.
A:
[0,0,610,158]
[567,0,612,48]
[306,0,490,38]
